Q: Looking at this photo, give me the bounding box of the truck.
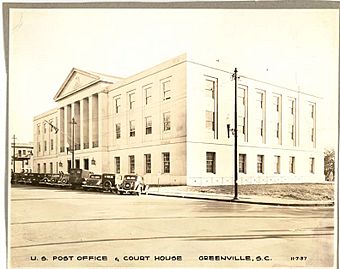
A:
[68,168,92,189]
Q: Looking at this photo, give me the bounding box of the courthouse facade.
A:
[33,54,324,185]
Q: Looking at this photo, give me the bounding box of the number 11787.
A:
[291,256,307,261]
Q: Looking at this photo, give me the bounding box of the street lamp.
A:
[227,68,239,200]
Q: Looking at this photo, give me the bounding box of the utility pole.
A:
[233,68,239,200]
[70,118,77,169]
[12,135,17,173]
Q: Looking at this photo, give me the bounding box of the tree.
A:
[324,148,335,181]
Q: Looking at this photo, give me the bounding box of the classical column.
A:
[89,96,93,148]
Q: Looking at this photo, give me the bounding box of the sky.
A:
[7,8,339,149]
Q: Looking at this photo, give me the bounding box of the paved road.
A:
[10,185,334,268]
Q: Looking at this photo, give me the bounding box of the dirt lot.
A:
[159,183,335,201]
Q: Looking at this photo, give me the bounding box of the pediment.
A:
[54,69,100,101]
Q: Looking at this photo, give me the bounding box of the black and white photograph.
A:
[4,2,338,268]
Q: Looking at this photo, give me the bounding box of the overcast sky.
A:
[8,8,339,148]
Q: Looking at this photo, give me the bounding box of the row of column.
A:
[59,94,99,153]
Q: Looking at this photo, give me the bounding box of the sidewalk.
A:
[148,187,334,207]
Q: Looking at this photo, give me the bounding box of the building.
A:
[33,54,324,185]
[11,141,34,173]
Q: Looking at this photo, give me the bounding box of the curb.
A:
[148,192,334,207]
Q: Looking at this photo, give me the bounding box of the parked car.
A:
[116,175,149,195]
[69,168,92,189]
[11,172,23,184]
[29,173,44,185]
[83,174,122,192]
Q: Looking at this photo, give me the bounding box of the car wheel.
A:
[103,181,112,192]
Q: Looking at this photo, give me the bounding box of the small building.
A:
[33,53,324,185]
[11,142,34,173]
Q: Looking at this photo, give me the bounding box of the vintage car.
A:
[30,173,44,185]
[21,173,32,184]
[116,175,149,195]
[11,173,23,184]
[83,174,121,192]
[69,168,92,189]
[45,174,62,186]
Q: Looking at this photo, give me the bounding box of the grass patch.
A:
[161,183,334,201]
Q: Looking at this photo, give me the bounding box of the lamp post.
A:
[233,68,239,200]
[227,68,239,200]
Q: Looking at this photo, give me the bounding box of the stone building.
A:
[33,54,324,185]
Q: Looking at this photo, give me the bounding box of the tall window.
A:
[257,155,264,174]
[310,157,315,174]
[256,90,265,143]
[238,86,248,141]
[129,120,136,137]
[37,124,40,135]
[145,154,151,174]
[274,155,280,174]
[129,92,135,110]
[43,163,46,173]
[239,154,246,174]
[37,163,41,173]
[206,152,216,173]
[50,139,54,150]
[289,156,295,174]
[162,152,170,173]
[205,111,214,131]
[272,94,281,143]
[309,103,316,146]
[115,157,120,174]
[44,141,47,151]
[144,86,152,105]
[163,112,171,131]
[145,116,152,135]
[84,158,89,170]
[114,97,121,114]
[115,123,121,139]
[162,79,171,100]
[288,97,296,146]
[38,142,41,152]
[44,124,47,134]
[129,155,135,174]
[50,162,53,173]
[205,79,216,99]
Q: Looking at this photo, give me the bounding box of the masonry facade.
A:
[33,54,324,185]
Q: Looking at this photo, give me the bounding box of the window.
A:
[276,122,280,138]
[289,124,295,140]
[44,124,47,134]
[129,92,135,110]
[205,111,215,131]
[18,150,22,157]
[310,157,315,174]
[38,142,41,152]
[206,152,216,173]
[256,91,264,109]
[239,154,246,174]
[310,103,315,118]
[37,125,40,135]
[273,95,280,112]
[51,139,54,150]
[144,86,152,105]
[129,120,135,137]
[23,150,26,155]
[115,157,120,173]
[274,155,280,174]
[84,158,89,170]
[145,154,151,173]
[50,162,53,173]
[288,98,295,115]
[43,163,46,173]
[129,155,135,174]
[37,163,40,173]
[114,97,121,114]
[238,116,246,135]
[205,78,216,99]
[163,112,171,131]
[162,79,171,100]
[162,152,170,173]
[289,156,295,174]
[44,141,47,151]
[145,116,152,135]
[311,128,315,142]
[115,123,121,139]
[257,155,264,174]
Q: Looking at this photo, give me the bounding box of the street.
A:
[10,185,334,268]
